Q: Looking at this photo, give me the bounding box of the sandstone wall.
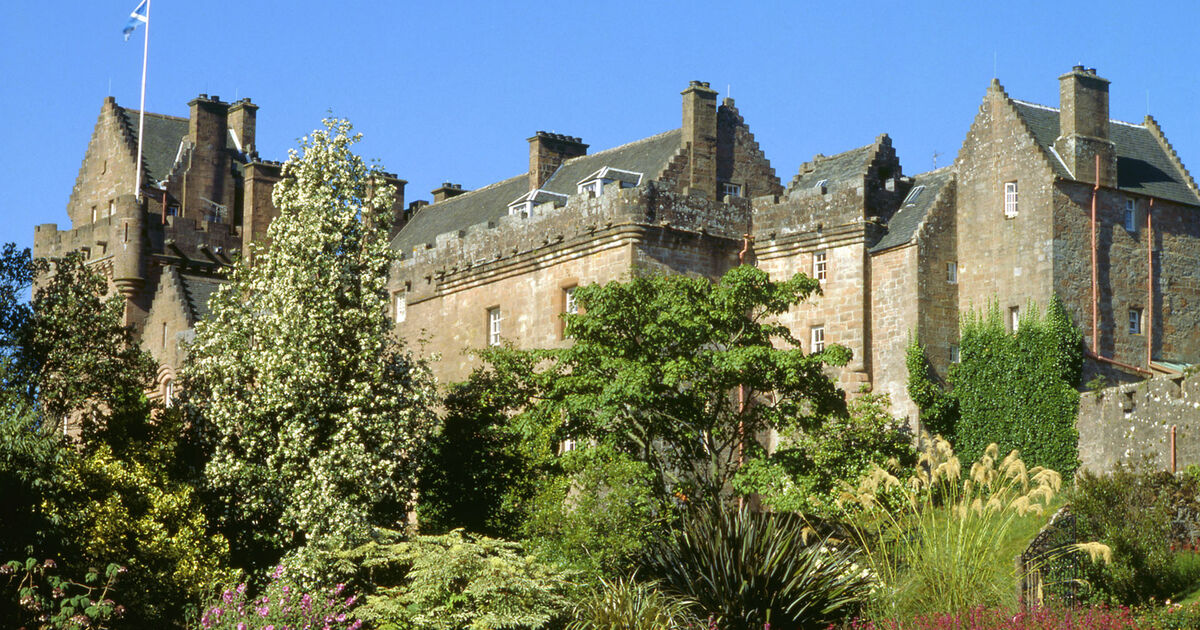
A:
[1078,372,1200,473]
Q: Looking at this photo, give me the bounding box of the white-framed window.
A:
[560,438,576,454]
[813,251,827,281]
[487,307,502,346]
[394,291,407,323]
[950,344,961,363]
[90,206,97,222]
[508,201,533,216]
[108,199,115,217]
[947,261,958,284]
[580,181,602,196]
[1129,308,1143,335]
[564,286,578,315]
[1004,181,1019,218]
[722,182,743,198]
[163,379,174,408]
[811,326,825,353]
[1009,306,1021,332]
[161,322,168,350]
[1124,199,1137,233]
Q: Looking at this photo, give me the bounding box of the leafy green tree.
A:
[185,119,437,580]
[1,250,231,626]
[429,265,848,568]
[733,390,915,518]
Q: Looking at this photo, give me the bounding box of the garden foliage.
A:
[839,437,1087,619]
[566,575,698,630]
[733,391,915,518]
[908,298,1082,475]
[640,506,870,629]
[337,528,576,630]
[1,558,123,630]
[1072,465,1200,605]
[199,565,362,630]
[186,119,437,580]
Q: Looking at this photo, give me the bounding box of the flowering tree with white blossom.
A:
[185,119,436,580]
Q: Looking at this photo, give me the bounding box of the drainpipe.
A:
[1170,424,1177,474]
[1147,198,1154,369]
[1091,154,1100,353]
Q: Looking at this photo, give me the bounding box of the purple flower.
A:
[237,624,246,630]
[333,583,345,595]
[273,564,286,579]
[237,582,247,594]
[257,605,270,617]
[223,589,235,603]
[301,593,312,611]
[344,595,357,607]
[348,621,363,630]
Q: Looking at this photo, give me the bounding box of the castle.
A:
[34,67,1200,424]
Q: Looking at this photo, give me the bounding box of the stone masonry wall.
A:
[1078,372,1200,473]
[954,82,1057,328]
[914,178,960,379]
[64,98,142,228]
[1052,181,1200,383]
[869,244,919,422]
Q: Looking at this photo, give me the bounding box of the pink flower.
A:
[223,589,235,603]
[301,593,312,611]
[257,605,270,617]
[344,595,357,607]
[333,583,345,595]
[273,564,286,579]
[237,582,247,594]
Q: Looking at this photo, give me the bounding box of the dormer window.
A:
[507,189,568,216]
[577,167,643,196]
[902,185,925,207]
[722,182,743,198]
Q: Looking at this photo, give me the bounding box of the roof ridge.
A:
[425,173,528,208]
[559,128,681,167]
[122,109,189,122]
[1010,98,1147,129]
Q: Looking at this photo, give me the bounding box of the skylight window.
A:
[902,185,925,206]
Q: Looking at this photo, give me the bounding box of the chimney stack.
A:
[682,80,719,199]
[528,132,587,191]
[432,182,468,203]
[227,98,258,156]
[185,94,234,218]
[1054,66,1116,187]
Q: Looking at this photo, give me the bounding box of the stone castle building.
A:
[34,68,1200,422]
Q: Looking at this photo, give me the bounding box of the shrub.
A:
[640,506,870,630]
[1,558,123,630]
[847,604,1142,629]
[840,437,1090,619]
[198,565,360,630]
[1072,465,1200,605]
[338,528,576,630]
[566,575,698,630]
[523,445,666,579]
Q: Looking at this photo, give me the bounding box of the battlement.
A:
[395,181,751,290]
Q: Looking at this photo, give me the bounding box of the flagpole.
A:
[134,0,150,199]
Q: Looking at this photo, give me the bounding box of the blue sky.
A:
[3,1,1199,253]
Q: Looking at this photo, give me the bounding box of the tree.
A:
[1,249,231,626]
[185,119,437,579]
[461,265,848,515]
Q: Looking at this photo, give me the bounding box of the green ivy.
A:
[905,339,958,440]
[907,297,1082,475]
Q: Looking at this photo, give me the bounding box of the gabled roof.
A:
[117,108,189,184]
[177,270,226,323]
[870,167,954,253]
[786,144,875,196]
[390,129,683,253]
[1011,100,1200,206]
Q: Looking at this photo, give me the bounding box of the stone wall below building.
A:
[1078,372,1200,473]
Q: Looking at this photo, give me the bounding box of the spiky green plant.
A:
[640,507,870,630]
[566,575,698,630]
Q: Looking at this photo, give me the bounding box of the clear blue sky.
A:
[3,1,1199,253]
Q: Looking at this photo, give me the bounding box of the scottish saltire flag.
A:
[122,0,148,41]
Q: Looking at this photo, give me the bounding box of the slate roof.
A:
[390,129,684,253]
[177,270,226,323]
[786,144,875,196]
[869,168,954,253]
[1011,100,1200,206]
[118,108,189,184]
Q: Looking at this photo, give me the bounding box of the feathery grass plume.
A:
[841,435,1106,619]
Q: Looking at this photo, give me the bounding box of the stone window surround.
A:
[394,290,407,324]
[1124,198,1138,233]
[947,261,958,284]
[813,251,827,281]
[1009,305,1021,332]
[811,325,825,353]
